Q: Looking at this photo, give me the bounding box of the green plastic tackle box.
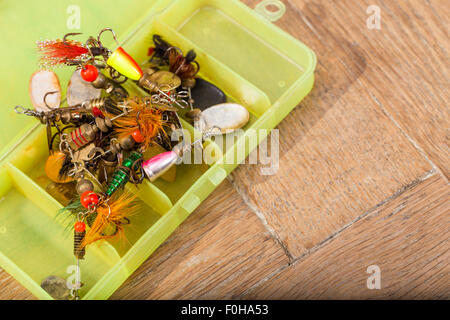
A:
[0,0,316,299]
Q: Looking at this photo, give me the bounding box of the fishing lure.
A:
[60,153,142,256]
[141,150,179,182]
[82,191,138,247]
[36,33,90,68]
[148,34,171,65]
[105,151,143,197]
[167,47,199,85]
[37,29,143,82]
[15,26,235,299]
[112,98,167,150]
[147,35,199,87]
[38,29,189,110]
[14,97,118,127]
[45,151,74,184]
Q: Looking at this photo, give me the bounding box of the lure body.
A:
[68,124,98,150]
[107,47,143,81]
[105,152,142,197]
[74,229,86,259]
[142,151,178,182]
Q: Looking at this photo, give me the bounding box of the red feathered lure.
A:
[36,39,89,68]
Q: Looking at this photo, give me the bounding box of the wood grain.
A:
[0,268,35,300]
[111,180,289,299]
[232,0,433,259]
[244,173,449,299]
[290,0,450,178]
[0,0,448,300]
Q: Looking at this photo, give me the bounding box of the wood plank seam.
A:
[365,90,449,184]
[238,169,439,298]
[285,0,449,184]
[227,175,295,262]
[240,173,449,299]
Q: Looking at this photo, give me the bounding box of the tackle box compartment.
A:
[0,0,316,299]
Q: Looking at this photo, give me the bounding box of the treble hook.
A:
[63,32,83,45]
[97,28,119,46]
[44,91,60,110]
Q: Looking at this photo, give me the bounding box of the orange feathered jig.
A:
[81,191,139,248]
[113,98,168,149]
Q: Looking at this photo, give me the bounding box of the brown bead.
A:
[91,73,108,89]
[182,77,196,88]
[60,109,72,124]
[119,135,136,151]
[95,117,112,133]
[76,178,94,195]
[185,108,202,120]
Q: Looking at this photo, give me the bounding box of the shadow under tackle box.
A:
[0,0,316,299]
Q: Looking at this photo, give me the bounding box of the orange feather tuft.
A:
[81,192,139,248]
[113,98,167,149]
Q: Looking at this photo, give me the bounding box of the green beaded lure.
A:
[105,151,142,197]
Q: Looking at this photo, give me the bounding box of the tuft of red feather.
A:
[36,39,89,67]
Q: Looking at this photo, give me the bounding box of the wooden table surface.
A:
[1,0,448,299]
